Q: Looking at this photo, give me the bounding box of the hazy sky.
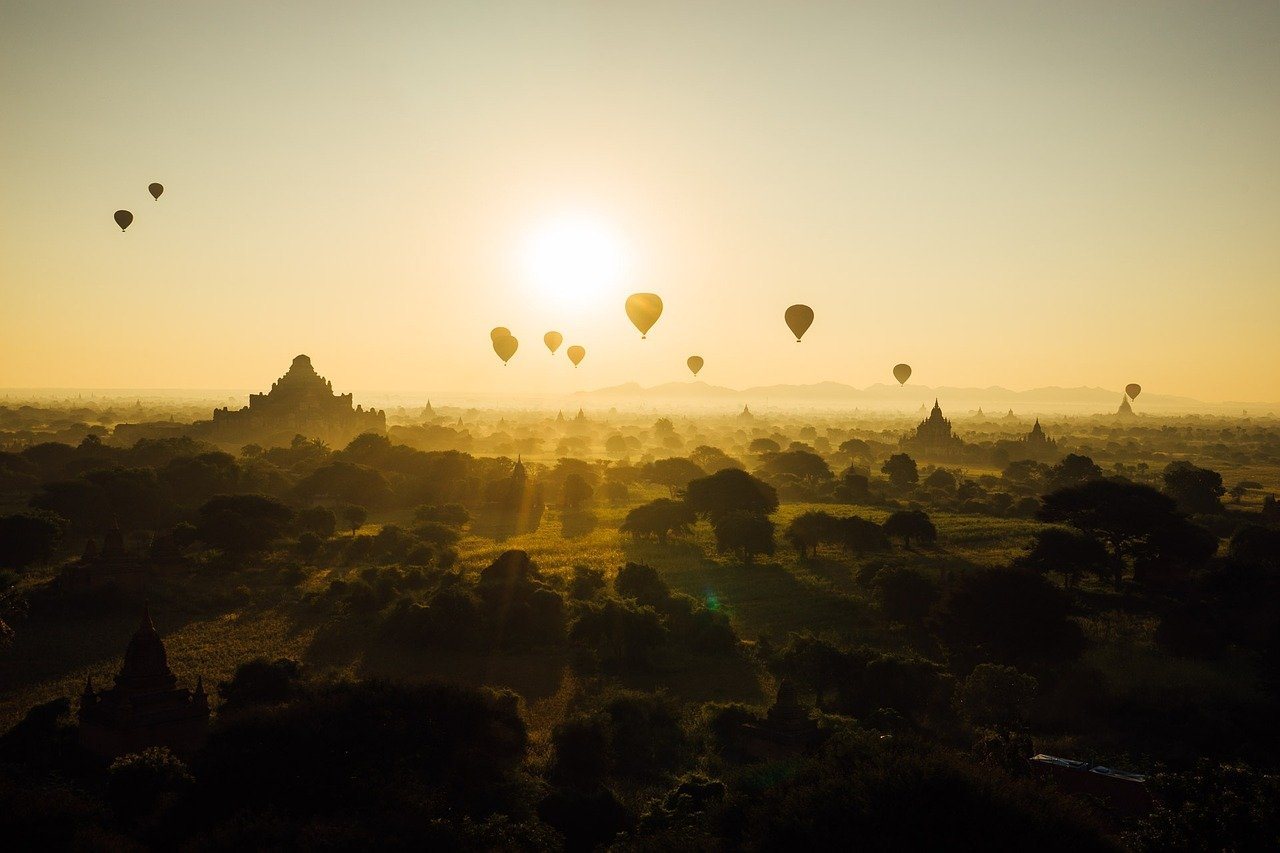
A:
[3,1,1278,401]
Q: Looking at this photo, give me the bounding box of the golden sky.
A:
[2,2,1278,401]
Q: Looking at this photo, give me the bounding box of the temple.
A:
[901,399,964,457]
[740,680,823,760]
[78,607,209,759]
[1000,418,1060,462]
[1116,395,1135,417]
[194,354,385,448]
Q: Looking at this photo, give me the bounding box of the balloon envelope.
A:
[490,326,511,342]
[784,304,814,341]
[1125,383,1142,400]
[148,183,164,200]
[567,345,586,366]
[492,334,518,364]
[893,364,912,385]
[544,331,563,354]
[625,293,663,338]
[687,355,704,376]
[113,210,133,231]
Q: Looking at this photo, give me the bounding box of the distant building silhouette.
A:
[195,354,385,448]
[1116,395,1135,417]
[1000,418,1060,463]
[902,399,964,457]
[741,680,823,760]
[739,404,754,420]
[78,607,209,759]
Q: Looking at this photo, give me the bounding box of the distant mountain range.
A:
[574,381,1277,415]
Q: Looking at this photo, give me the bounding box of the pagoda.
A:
[78,607,210,759]
[197,354,385,448]
[901,399,964,457]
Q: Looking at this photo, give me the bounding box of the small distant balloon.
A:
[784,304,814,342]
[687,356,704,376]
[492,334,518,365]
[893,364,912,385]
[148,183,164,200]
[490,326,511,342]
[113,210,133,232]
[544,331,563,354]
[625,293,663,338]
[1126,383,1142,400]
[567,345,586,367]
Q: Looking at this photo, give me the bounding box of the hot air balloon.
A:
[493,334,518,365]
[625,293,663,338]
[113,210,133,232]
[148,183,164,200]
[1126,383,1142,400]
[893,364,912,386]
[687,356,704,377]
[567,345,586,367]
[784,304,814,342]
[490,326,511,342]
[544,331,563,354]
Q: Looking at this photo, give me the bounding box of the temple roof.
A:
[115,605,177,692]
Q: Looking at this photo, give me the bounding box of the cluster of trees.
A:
[622,467,781,564]
[313,550,740,670]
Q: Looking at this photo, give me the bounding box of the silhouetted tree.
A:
[294,461,392,508]
[924,468,957,492]
[712,511,776,564]
[341,504,368,536]
[621,499,695,544]
[1162,461,1225,515]
[685,468,778,522]
[784,511,842,558]
[1039,479,1215,588]
[1046,454,1102,491]
[296,506,337,539]
[0,510,67,569]
[842,515,892,554]
[642,457,705,493]
[873,567,939,624]
[562,472,594,509]
[196,494,294,555]
[1015,527,1110,587]
[881,454,919,489]
[953,664,1037,729]
[757,450,833,482]
[932,568,1085,669]
[749,437,781,454]
[688,445,743,473]
[883,510,937,548]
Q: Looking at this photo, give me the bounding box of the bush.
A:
[1154,601,1227,659]
[872,568,939,625]
[413,503,471,527]
[953,664,1038,729]
[932,568,1085,670]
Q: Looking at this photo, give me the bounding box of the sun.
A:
[518,215,631,310]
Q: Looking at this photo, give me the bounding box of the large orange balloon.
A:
[544,331,563,354]
[784,304,814,341]
[113,210,133,232]
[148,182,164,200]
[1125,383,1142,400]
[493,334,518,365]
[490,326,511,342]
[625,293,663,338]
[687,356,704,376]
[893,364,912,385]
[567,345,586,367]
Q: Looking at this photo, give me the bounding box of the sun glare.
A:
[519,215,630,310]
